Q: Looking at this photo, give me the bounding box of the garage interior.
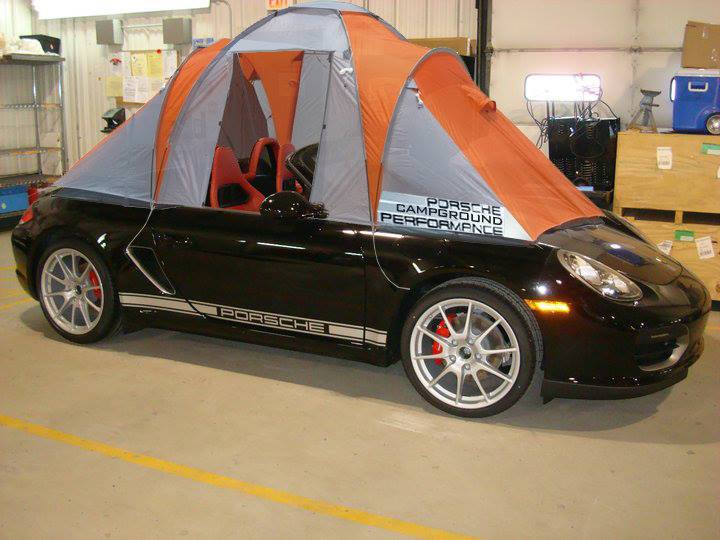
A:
[1,1,719,538]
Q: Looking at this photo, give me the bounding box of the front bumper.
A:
[541,337,703,400]
[535,267,711,401]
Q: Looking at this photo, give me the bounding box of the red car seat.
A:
[209,146,265,212]
[246,137,280,180]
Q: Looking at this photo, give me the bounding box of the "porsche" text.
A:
[218,307,327,334]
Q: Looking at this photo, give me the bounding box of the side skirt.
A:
[119,293,393,367]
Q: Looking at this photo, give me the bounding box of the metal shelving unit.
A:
[0,53,67,190]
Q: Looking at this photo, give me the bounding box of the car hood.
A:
[538,223,683,285]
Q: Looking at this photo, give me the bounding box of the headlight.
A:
[557,249,642,302]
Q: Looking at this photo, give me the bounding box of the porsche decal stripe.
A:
[365,328,387,346]
[197,301,364,343]
[119,293,387,346]
[118,294,198,315]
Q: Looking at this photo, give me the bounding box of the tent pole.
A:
[474,0,491,95]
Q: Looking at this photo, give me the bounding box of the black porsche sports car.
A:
[10,143,711,418]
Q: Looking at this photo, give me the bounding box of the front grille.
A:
[634,326,689,371]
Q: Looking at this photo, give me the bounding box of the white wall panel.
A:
[0,0,34,176]
[395,0,427,38]
[368,0,397,25]
[427,0,459,38]
[0,0,31,38]
[638,0,720,48]
[492,0,636,49]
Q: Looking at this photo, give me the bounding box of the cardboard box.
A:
[682,21,720,69]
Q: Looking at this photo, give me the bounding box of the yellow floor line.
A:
[0,297,33,311]
[0,414,476,540]
[0,265,15,271]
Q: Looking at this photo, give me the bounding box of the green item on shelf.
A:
[674,229,695,241]
[700,143,720,156]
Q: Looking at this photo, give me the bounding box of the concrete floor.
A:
[0,229,718,539]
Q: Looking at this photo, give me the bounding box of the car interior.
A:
[207,138,317,213]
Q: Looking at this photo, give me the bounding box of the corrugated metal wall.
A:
[0,0,35,176]
[2,0,718,174]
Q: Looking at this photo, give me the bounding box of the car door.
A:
[148,205,368,345]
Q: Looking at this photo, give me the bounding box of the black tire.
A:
[35,237,122,344]
[400,278,541,418]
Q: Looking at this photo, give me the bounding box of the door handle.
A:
[156,232,194,249]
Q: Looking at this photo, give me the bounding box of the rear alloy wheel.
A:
[37,240,121,343]
[401,280,539,417]
[707,114,720,135]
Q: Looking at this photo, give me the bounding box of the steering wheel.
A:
[284,159,312,195]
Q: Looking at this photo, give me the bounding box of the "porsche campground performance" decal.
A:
[378,192,529,240]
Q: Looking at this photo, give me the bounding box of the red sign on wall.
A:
[266,0,289,10]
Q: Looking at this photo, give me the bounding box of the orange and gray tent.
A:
[58,1,601,241]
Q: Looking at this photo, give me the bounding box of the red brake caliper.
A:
[432,314,456,365]
[88,270,102,301]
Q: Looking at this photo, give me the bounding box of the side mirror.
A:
[260,191,327,220]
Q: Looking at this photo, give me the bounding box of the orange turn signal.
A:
[525,299,570,314]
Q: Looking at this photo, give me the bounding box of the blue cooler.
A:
[0,184,29,216]
[671,69,720,134]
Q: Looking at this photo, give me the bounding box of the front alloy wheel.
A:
[410,299,520,409]
[401,279,539,417]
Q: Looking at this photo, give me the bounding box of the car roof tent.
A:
[57,0,601,240]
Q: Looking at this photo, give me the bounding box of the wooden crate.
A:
[625,217,720,302]
[614,131,720,222]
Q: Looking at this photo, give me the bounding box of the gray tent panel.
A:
[56,91,163,203]
[381,82,501,207]
[157,55,233,207]
[252,80,275,140]
[216,58,269,159]
[241,10,350,52]
[310,55,370,224]
[292,52,331,150]
[227,38,308,53]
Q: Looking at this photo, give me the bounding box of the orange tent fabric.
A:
[239,51,304,145]
[341,12,427,215]
[412,53,602,238]
[154,39,229,199]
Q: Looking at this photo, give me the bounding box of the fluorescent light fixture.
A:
[33,0,210,19]
[524,73,602,102]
